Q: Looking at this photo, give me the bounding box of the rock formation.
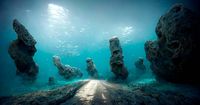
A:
[8,19,39,80]
[144,4,200,83]
[48,76,56,85]
[109,36,128,79]
[53,56,83,79]
[134,57,146,71]
[86,58,98,78]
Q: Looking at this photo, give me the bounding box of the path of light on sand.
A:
[75,80,98,103]
[74,80,110,103]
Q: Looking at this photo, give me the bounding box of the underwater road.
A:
[63,80,123,105]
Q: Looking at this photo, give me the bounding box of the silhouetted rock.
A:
[109,36,128,79]
[8,19,39,80]
[144,4,200,83]
[135,57,146,71]
[48,76,56,85]
[86,58,98,78]
[53,56,83,79]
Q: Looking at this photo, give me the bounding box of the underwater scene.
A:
[0,0,200,105]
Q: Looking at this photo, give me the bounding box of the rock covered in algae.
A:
[144,4,200,83]
[109,36,128,79]
[8,19,39,80]
[86,58,98,78]
[134,57,146,71]
[53,55,83,79]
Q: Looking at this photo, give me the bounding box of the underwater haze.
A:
[0,0,199,96]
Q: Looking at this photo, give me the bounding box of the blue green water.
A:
[0,0,197,96]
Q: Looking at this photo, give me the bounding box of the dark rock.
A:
[144,4,200,83]
[53,55,83,79]
[8,19,39,80]
[109,36,128,79]
[86,58,98,78]
[48,76,56,85]
[135,57,146,71]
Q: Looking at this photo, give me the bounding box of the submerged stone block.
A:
[53,56,83,79]
[144,4,200,83]
[8,19,39,80]
[109,36,128,79]
[86,58,98,78]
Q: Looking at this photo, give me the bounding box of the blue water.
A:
[0,0,197,96]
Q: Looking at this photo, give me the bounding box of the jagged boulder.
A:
[8,19,39,80]
[53,56,83,79]
[86,58,98,78]
[134,57,146,71]
[109,36,128,79]
[144,4,200,83]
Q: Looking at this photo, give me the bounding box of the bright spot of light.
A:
[121,26,134,35]
[75,80,99,103]
[80,28,85,32]
[48,4,69,24]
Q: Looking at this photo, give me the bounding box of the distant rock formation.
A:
[8,19,39,80]
[109,36,128,79]
[48,76,56,85]
[53,56,83,79]
[134,57,146,71]
[86,58,98,78]
[144,4,200,83]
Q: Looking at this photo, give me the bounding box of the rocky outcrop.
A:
[53,56,83,79]
[144,4,200,83]
[0,81,88,105]
[109,36,128,79]
[134,57,146,71]
[8,19,39,80]
[86,58,98,78]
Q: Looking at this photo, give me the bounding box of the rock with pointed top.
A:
[8,19,39,80]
